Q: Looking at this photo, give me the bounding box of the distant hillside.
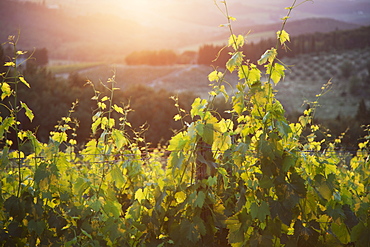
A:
[234,18,360,37]
[0,0,364,62]
[188,18,361,53]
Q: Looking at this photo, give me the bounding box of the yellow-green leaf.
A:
[112,104,124,114]
[135,188,145,201]
[226,51,244,73]
[4,62,15,67]
[228,34,244,51]
[1,83,12,100]
[266,62,285,85]
[19,76,30,88]
[175,191,186,203]
[173,114,182,121]
[208,70,223,82]
[20,101,34,122]
[112,129,127,149]
[277,30,290,45]
[257,48,277,65]
[101,96,109,102]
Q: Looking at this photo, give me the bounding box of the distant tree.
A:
[177,50,197,64]
[68,71,86,88]
[30,47,49,67]
[197,44,229,67]
[0,45,5,73]
[125,49,178,66]
[355,99,370,124]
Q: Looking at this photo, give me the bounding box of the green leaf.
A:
[194,191,206,208]
[0,117,16,139]
[250,201,270,221]
[103,200,121,219]
[226,213,246,244]
[180,219,200,243]
[314,174,333,201]
[74,177,90,200]
[351,222,370,244]
[28,219,46,236]
[167,151,185,171]
[110,166,125,188]
[206,176,217,186]
[81,228,93,240]
[168,131,189,151]
[331,222,350,244]
[194,216,207,236]
[282,155,296,172]
[203,123,214,145]
[276,120,292,137]
[112,129,127,149]
[212,132,231,152]
[249,64,261,83]
[34,163,49,184]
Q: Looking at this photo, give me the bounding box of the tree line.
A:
[125,25,370,67]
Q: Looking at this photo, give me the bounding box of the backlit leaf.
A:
[1,82,12,100]
[277,30,290,45]
[20,101,34,122]
[19,76,30,88]
[173,114,182,121]
[257,48,277,65]
[226,51,244,73]
[266,62,285,85]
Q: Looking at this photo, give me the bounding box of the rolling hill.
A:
[0,0,365,62]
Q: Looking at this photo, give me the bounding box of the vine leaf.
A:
[1,82,12,100]
[266,62,286,85]
[20,101,34,122]
[250,201,270,221]
[194,191,205,208]
[226,51,244,73]
[19,76,30,88]
[277,30,290,45]
[257,48,277,65]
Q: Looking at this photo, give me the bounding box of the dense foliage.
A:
[1,1,369,246]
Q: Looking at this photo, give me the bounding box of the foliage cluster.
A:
[1,1,370,246]
[0,51,198,148]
